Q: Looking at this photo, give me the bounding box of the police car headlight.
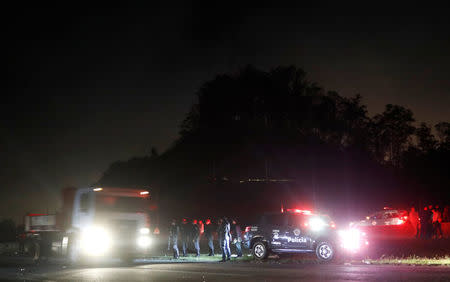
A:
[137,236,151,248]
[309,217,327,231]
[80,226,111,255]
[139,228,150,235]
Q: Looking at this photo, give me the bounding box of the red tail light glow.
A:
[245,226,251,232]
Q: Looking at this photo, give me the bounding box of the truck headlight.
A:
[80,226,111,255]
[137,236,151,248]
[139,228,150,235]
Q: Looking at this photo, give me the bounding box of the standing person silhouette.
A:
[218,217,231,262]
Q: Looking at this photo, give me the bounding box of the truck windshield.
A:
[96,195,149,213]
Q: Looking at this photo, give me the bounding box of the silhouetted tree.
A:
[98,65,450,214]
[371,104,415,167]
[415,123,437,152]
[179,65,373,152]
[435,122,450,150]
[328,93,370,149]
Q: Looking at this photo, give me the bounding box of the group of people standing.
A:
[168,217,243,262]
[409,205,448,239]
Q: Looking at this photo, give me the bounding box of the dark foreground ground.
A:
[0,260,449,281]
[365,238,450,258]
[0,238,449,281]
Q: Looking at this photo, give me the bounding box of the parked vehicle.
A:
[350,207,415,239]
[24,187,159,263]
[243,209,366,262]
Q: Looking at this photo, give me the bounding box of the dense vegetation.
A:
[98,66,450,219]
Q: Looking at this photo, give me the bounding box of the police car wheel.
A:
[315,241,334,262]
[252,242,268,260]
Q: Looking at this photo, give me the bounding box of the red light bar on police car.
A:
[286,209,312,215]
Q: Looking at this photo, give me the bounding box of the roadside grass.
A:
[363,255,450,266]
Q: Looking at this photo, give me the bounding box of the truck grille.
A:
[111,220,137,238]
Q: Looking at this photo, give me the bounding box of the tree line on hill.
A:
[98,66,450,218]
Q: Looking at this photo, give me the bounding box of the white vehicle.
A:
[25,187,159,263]
[350,208,414,239]
[351,208,409,227]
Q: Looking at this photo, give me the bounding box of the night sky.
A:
[3,3,450,220]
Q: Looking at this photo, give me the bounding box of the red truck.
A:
[24,186,160,263]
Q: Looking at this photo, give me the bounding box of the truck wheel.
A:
[67,237,80,265]
[252,241,268,260]
[315,241,335,262]
[32,241,40,262]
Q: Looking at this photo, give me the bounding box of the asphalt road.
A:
[1,261,449,281]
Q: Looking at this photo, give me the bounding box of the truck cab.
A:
[68,187,157,263]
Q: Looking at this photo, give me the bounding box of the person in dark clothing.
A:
[426,205,434,239]
[180,218,189,256]
[432,206,443,239]
[443,206,450,222]
[231,219,243,257]
[419,207,426,239]
[204,219,215,256]
[35,232,52,263]
[409,206,420,239]
[191,219,200,256]
[419,206,433,239]
[168,219,180,258]
[218,217,231,262]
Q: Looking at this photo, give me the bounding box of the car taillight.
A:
[245,226,251,232]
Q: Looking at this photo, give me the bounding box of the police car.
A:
[243,209,367,262]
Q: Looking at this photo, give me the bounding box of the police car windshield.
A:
[287,214,309,227]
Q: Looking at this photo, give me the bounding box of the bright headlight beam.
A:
[80,226,111,256]
[140,227,150,235]
[309,217,326,231]
[339,228,362,251]
[137,236,151,248]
